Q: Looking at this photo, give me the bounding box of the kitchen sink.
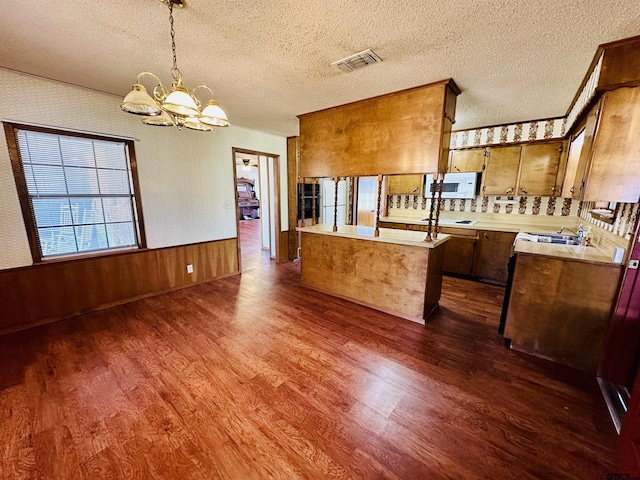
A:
[549,238,581,245]
[526,232,581,246]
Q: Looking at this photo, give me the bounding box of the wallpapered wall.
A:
[388,195,638,239]
[0,68,288,270]
[450,117,565,149]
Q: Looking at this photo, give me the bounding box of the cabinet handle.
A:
[570,187,575,193]
[505,188,514,194]
[520,188,528,194]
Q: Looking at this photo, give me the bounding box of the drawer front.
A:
[439,226,478,238]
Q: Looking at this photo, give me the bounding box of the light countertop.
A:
[297,224,450,249]
[381,211,629,264]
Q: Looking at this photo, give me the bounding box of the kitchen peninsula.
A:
[298,224,449,323]
[296,79,459,322]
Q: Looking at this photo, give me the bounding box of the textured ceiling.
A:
[0,0,639,137]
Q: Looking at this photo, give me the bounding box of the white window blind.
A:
[15,129,140,258]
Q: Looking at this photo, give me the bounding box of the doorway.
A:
[232,148,281,271]
[355,176,378,226]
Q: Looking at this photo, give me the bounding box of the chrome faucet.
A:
[558,224,589,241]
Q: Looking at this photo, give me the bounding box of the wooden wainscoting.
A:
[0,238,239,334]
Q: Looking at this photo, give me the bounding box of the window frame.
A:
[4,123,147,263]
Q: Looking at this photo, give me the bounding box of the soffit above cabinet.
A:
[298,79,459,178]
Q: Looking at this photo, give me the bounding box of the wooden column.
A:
[347,177,355,225]
[300,177,306,228]
[425,174,438,242]
[374,174,383,237]
[311,180,317,226]
[433,174,444,239]
[333,176,339,232]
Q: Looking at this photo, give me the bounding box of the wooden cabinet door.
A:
[440,227,477,277]
[482,146,521,195]
[442,236,476,276]
[584,87,640,202]
[561,129,586,198]
[518,142,564,196]
[473,231,516,285]
[387,174,424,195]
[450,149,486,173]
[571,99,601,200]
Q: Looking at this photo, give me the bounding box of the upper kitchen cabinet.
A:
[517,142,565,196]
[582,88,640,202]
[480,141,565,196]
[388,174,424,195]
[561,36,640,202]
[449,148,486,173]
[481,146,521,195]
[298,79,460,178]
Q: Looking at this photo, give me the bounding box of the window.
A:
[4,124,146,261]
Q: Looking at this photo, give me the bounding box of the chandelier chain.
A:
[168,1,181,82]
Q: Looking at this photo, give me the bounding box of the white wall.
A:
[0,68,288,270]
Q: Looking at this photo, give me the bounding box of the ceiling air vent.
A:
[331,49,382,73]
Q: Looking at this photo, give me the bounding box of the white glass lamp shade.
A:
[200,100,230,127]
[142,110,175,126]
[120,84,162,116]
[184,117,213,132]
[162,86,200,117]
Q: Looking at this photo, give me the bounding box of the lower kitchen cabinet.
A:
[439,227,477,277]
[473,231,517,284]
[379,221,515,285]
[503,253,622,371]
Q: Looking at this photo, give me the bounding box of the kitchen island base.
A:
[299,226,447,324]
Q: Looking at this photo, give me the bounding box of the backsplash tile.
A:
[388,195,637,239]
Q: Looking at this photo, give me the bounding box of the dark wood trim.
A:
[2,122,147,263]
[4,122,41,262]
[273,152,282,263]
[231,147,243,272]
[286,136,299,260]
[2,121,136,143]
[232,147,282,264]
[297,78,459,118]
[126,138,147,249]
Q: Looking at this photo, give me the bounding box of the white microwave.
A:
[424,172,480,199]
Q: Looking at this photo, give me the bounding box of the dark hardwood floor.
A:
[0,219,617,479]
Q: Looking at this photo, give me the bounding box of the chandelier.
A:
[120,0,229,131]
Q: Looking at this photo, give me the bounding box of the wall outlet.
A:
[186,264,193,274]
[629,259,639,270]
